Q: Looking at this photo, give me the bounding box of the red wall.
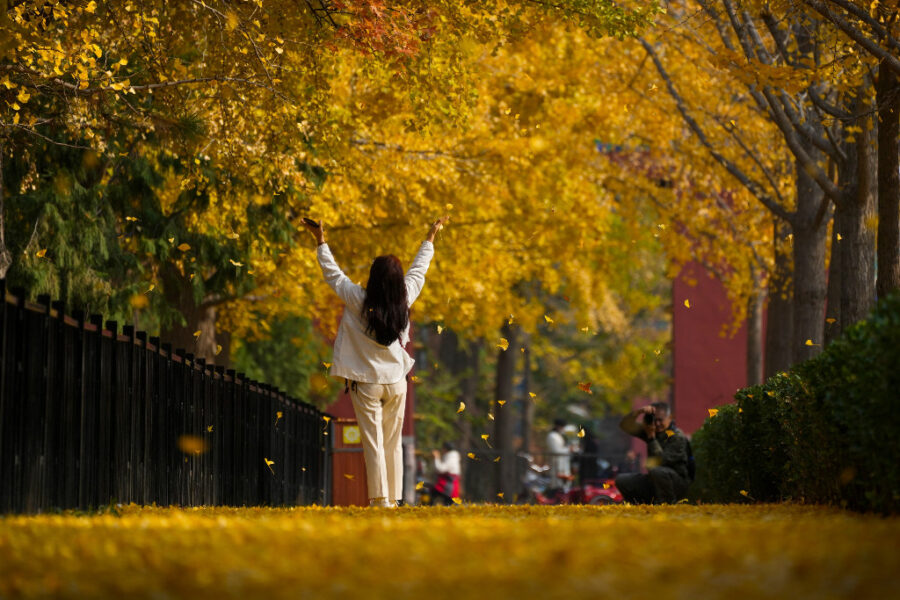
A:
[672,262,748,434]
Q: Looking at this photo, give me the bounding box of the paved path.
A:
[1,504,897,598]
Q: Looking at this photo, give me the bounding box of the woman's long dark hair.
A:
[362,255,408,346]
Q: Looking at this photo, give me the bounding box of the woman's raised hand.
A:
[302,218,326,245]
[426,216,450,243]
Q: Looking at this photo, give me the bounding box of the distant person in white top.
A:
[304,216,449,508]
[546,418,572,489]
[431,442,461,505]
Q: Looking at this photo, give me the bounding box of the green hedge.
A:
[691,291,900,513]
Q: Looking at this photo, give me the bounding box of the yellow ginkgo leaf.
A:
[445,203,453,211]
[739,490,750,497]
[497,338,509,351]
[35,249,47,258]
[207,425,214,433]
[577,427,585,438]
[264,458,275,474]
[493,456,501,462]
[193,330,202,338]
[343,473,354,480]
[826,318,836,324]
[665,429,675,437]
[177,243,191,251]
[451,497,462,505]
[544,314,554,324]
[457,401,465,414]
[436,325,444,334]
[497,400,506,406]
[415,481,424,490]
[410,375,421,383]
[487,413,494,421]
[466,452,477,460]
[125,216,139,222]
[507,314,515,325]
[322,416,331,423]
[177,435,207,455]
[497,492,504,499]
[708,408,719,417]
[168,237,175,243]
[481,433,490,441]
[215,344,223,356]
[17,89,30,103]
[528,392,537,399]
[580,326,590,332]
[147,283,155,292]
[805,339,819,346]
[323,362,332,369]
[229,259,243,267]
[276,411,283,420]
[228,231,240,240]
[837,233,843,241]
[684,299,691,308]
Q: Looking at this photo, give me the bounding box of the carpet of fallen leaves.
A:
[0,504,897,599]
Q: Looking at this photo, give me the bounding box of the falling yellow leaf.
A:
[177,435,208,455]
[497,492,504,499]
[481,433,490,442]
[215,344,223,356]
[35,249,47,258]
[577,382,592,394]
[323,362,332,369]
[147,283,155,292]
[708,408,719,417]
[177,243,191,252]
[229,259,243,267]
[684,299,691,308]
[168,237,175,243]
[415,481,424,490]
[343,473,354,480]
[193,330,202,338]
[837,233,843,241]
[497,400,506,406]
[528,392,537,399]
[436,325,444,334]
[739,490,749,497]
[507,314,515,325]
[276,411,283,422]
[544,314,554,324]
[207,425,214,433]
[493,456,501,462]
[805,339,819,346]
[410,375,421,383]
[654,349,661,356]
[457,402,466,414]
[580,327,590,332]
[665,429,675,437]
[228,231,240,240]
[826,318,836,324]
[445,203,454,211]
[577,427,585,438]
[451,497,462,505]
[125,216,139,222]
[264,458,275,474]
[487,413,494,421]
[467,452,477,460]
[497,338,509,351]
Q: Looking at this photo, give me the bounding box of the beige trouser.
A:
[349,380,407,504]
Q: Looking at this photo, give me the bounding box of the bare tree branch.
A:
[640,38,794,224]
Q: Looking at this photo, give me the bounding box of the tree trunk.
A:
[825,209,842,344]
[765,218,794,378]
[493,323,517,502]
[521,345,534,455]
[792,163,829,363]
[840,109,877,328]
[746,273,764,386]
[877,59,900,297]
[0,143,11,279]
[159,264,219,363]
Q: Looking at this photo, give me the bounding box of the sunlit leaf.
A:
[497,338,509,351]
[457,402,466,414]
[177,243,191,251]
[577,382,592,394]
[577,427,585,438]
[708,408,718,417]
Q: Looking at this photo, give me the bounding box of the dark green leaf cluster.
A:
[691,291,900,513]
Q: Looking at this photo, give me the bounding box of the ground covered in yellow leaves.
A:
[1,504,897,599]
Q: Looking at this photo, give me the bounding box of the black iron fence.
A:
[0,281,330,513]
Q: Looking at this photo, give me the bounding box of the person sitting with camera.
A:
[615,401,691,504]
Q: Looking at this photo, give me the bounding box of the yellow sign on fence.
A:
[342,425,361,445]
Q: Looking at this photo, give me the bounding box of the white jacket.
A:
[316,241,434,384]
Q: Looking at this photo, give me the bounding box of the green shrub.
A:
[690,403,746,503]
[691,291,900,513]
